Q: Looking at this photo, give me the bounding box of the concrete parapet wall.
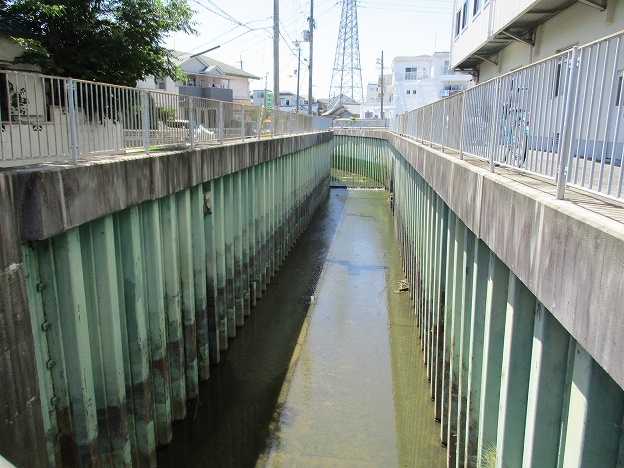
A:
[12,132,332,241]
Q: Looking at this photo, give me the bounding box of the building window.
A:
[462,1,468,29]
[406,90,411,95]
[455,9,462,37]
[616,76,623,106]
[553,57,569,97]
[473,0,481,15]
[413,90,417,94]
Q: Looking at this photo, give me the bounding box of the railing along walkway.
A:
[390,29,624,203]
[0,71,331,167]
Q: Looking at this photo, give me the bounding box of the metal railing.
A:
[0,70,332,165]
[332,118,389,128]
[390,30,624,202]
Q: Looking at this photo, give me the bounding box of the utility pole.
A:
[380,51,384,119]
[274,0,280,111]
[295,41,301,114]
[307,0,314,115]
[238,55,243,70]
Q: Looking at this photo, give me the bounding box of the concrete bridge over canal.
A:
[2,124,624,467]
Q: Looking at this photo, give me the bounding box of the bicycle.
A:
[500,108,529,168]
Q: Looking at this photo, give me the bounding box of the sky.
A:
[165,0,454,101]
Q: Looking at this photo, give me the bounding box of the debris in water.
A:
[300,295,316,304]
[394,279,410,294]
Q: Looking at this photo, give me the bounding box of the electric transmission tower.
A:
[329,0,363,103]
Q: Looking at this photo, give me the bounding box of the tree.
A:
[4,0,196,87]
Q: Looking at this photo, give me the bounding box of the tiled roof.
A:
[177,53,260,80]
[0,11,43,40]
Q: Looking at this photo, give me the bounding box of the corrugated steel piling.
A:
[331,132,624,468]
[18,137,331,466]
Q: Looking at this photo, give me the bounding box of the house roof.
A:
[177,53,260,80]
[324,94,358,115]
[0,11,44,40]
[202,65,226,77]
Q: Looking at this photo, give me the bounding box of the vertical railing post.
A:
[429,106,434,147]
[189,97,195,150]
[218,102,224,144]
[442,99,447,153]
[459,93,466,160]
[489,78,502,172]
[66,78,80,164]
[257,108,262,141]
[141,91,150,154]
[241,104,246,141]
[270,109,275,138]
[556,46,580,200]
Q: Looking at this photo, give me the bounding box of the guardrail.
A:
[332,118,389,128]
[390,30,624,202]
[0,70,332,165]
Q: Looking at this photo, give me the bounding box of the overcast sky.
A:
[166,0,454,100]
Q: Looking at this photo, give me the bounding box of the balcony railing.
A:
[390,30,624,202]
[332,118,389,128]
[395,71,429,82]
[0,71,331,166]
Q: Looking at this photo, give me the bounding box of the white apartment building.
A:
[451,0,624,82]
[361,74,393,119]
[361,53,473,118]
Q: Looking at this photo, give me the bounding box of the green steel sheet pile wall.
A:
[332,134,624,468]
[19,143,330,467]
[331,134,390,186]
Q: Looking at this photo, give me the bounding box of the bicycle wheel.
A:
[500,121,512,163]
[510,119,527,167]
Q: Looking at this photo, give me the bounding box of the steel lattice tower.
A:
[329,0,363,103]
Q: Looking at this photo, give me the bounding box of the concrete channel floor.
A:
[157,188,446,468]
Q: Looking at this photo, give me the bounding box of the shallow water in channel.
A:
[157,186,445,468]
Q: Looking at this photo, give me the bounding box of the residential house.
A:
[278,91,306,110]
[323,95,360,119]
[138,52,260,103]
[0,11,45,123]
[250,89,269,107]
[0,11,43,73]
[250,90,307,111]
